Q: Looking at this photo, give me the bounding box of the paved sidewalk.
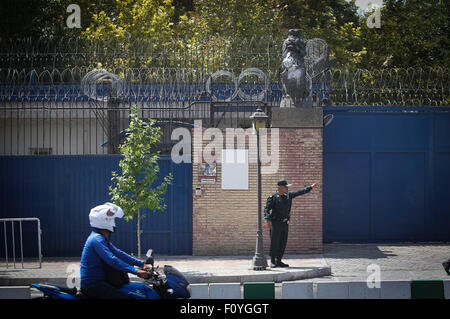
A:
[0,255,330,286]
[311,243,450,282]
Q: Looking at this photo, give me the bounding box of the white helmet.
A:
[89,202,124,232]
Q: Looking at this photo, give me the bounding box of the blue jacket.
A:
[80,229,144,288]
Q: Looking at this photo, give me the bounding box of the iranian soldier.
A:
[264,179,317,268]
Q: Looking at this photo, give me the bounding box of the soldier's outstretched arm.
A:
[290,184,314,198]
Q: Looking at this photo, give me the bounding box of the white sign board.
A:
[221,149,248,190]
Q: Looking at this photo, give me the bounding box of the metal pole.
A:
[3,221,8,269]
[11,221,15,269]
[0,218,42,269]
[251,130,268,270]
[37,219,42,268]
[107,97,120,154]
[20,220,24,268]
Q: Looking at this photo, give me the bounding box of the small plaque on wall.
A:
[200,178,216,183]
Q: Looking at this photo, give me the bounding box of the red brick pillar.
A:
[261,128,323,254]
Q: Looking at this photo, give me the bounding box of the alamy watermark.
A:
[366,264,381,288]
[367,8,381,29]
[171,120,280,174]
[66,4,81,29]
[66,263,80,288]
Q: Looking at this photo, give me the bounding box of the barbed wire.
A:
[0,36,285,75]
[0,36,448,107]
[0,66,447,107]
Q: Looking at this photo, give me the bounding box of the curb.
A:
[0,286,31,299]
[185,266,331,284]
[0,266,331,286]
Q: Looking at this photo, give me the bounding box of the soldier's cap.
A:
[277,179,292,188]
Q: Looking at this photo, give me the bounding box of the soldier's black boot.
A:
[276,257,289,268]
[443,261,450,275]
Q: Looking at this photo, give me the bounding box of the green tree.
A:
[81,0,175,43]
[178,0,283,39]
[175,0,364,68]
[359,0,449,68]
[77,0,176,67]
[4,0,447,70]
[0,0,119,39]
[109,106,173,258]
[278,0,364,68]
[0,0,67,38]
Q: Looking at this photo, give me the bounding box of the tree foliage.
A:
[359,0,449,68]
[1,0,447,69]
[82,0,175,43]
[109,106,172,257]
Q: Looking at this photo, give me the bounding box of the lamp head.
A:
[249,108,268,133]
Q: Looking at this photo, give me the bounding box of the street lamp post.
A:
[250,107,269,270]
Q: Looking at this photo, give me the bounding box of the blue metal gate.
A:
[0,155,192,257]
[323,106,450,242]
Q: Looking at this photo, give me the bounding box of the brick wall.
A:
[192,127,322,255]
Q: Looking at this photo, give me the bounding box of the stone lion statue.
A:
[280,29,312,108]
[280,29,336,108]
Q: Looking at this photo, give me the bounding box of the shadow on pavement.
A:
[323,243,397,259]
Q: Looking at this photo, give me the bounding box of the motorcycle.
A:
[31,249,191,299]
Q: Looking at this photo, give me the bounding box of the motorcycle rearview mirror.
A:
[145,249,154,266]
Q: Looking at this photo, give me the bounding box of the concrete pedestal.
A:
[271,107,323,128]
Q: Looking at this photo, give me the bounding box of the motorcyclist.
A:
[80,202,151,299]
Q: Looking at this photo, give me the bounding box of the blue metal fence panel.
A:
[323,106,450,242]
[0,155,192,257]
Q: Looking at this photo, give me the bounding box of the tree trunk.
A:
[137,209,141,259]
